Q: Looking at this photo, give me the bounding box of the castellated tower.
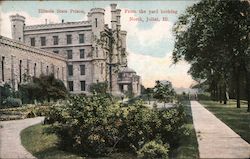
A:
[10,14,25,42]
[88,8,106,84]
[89,8,105,38]
[111,4,118,31]
[109,3,125,95]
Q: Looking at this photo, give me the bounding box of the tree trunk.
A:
[223,83,227,105]
[246,70,250,112]
[219,85,222,103]
[236,67,241,108]
[215,84,219,102]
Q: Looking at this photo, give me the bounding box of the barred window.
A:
[80,81,86,91]
[67,50,73,59]
[53,36,59,45]
[67,35,72,44]
[68,65,73,76]
[80,49,85,59]
[80,65,85,75]
[30,37,35,46]
[40,37,46,46]
[79,34,84,43]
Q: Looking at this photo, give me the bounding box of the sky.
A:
[0,0,198,89]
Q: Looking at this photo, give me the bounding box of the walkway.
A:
[190,101,250,159]
[0,117,44,159]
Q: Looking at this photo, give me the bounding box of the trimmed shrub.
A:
[3,97,22,107]
[137,141,169,159]
[46,95,188,157]
[25,110,36,118]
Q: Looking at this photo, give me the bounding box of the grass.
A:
[21,124,137,159]
[170,100,199,159]
[199,100,250,143]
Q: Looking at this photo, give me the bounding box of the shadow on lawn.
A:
[200,100,250,144]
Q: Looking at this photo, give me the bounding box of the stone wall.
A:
[0,36,67,90]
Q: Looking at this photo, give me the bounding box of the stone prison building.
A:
[0,4,141,96]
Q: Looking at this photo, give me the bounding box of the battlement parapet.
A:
[24,21,91,31]
[90,8,105,14]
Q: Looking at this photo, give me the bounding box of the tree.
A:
[89,82,108,95]
[172,0,250,110]
[0,83,12,105]
[144,88,154,104]
[19,74,68,103]
[153,80,176,106]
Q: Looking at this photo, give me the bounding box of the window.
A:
[40,62,43,74]
[67,35,72,44]
[95,18,98,27]
[19,60,22,82]
[68,65,73,76]
[57,68,59,78]
[80,65,85,75]
[96,47,98,57]
[53,36,59,45]
[51,64,55,74]
[80,81,86,91]
[101,63,104,74]
[68,81,74,91]
[80,49,85,59]
[30,38,35,46]
[34,63,37,77]
[1,57,5,81]
[27,60,30,75]
[40,37,46,46]
[79,34,84,43]
[53,50,59,54]
[46,66,49,75]
[67,50,73,59]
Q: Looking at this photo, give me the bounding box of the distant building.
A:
[0,4,141,96]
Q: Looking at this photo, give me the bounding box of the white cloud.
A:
[128,50,195,88]
[105,6,193,88]
[105,6,173,46]
[0,11,60,38]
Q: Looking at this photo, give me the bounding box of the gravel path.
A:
[191,101,250,159]
[0,117,44,159]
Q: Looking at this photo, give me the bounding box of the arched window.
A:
[34,63,37,77]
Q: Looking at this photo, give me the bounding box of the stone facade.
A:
[4,4,141,96]
[0,36,67,90]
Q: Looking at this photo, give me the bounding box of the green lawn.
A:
[199,100,250,143]
[21,124,136,159]
[170,100,199,159]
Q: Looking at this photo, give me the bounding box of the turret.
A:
[116,9,121,31]
[10,14,25,42]
[110,4,117,31]
[89,8,105,38]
